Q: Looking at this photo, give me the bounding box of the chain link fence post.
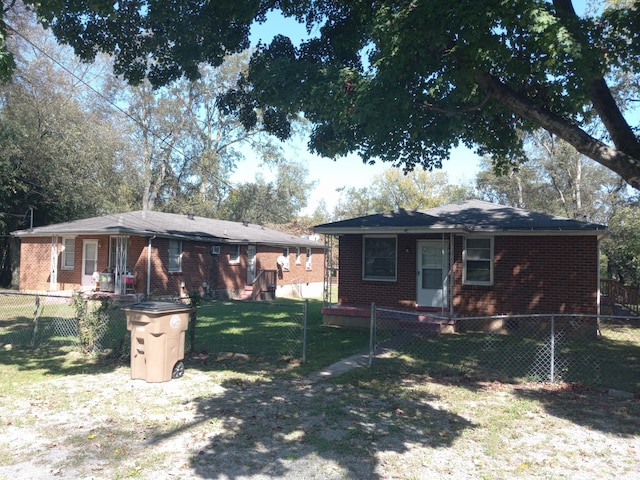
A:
[31,295,41,348]
[302,299,308,363]
[550,315,555,383]
[369,302,376,368]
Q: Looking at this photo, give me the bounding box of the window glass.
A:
[62,238,75,270]
[363,237,397,280]
[306,248,312,270]
[464,238,492,284]
[168,240,182,272]
[229,245,240,263]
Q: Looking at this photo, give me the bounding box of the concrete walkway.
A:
[306,332,424,383]
[306,350,370,383]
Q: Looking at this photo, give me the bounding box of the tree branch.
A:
[476,72,640,189]
[553,0,640,158]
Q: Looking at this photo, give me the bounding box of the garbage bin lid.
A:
[125,301,191,312]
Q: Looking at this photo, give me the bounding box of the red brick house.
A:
[314,200,607,325]
[11,211,324,299]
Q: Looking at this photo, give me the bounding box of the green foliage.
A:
[219,161,315,223]
[475,132,633,225]
[332,168,474,219]
[601,205,640,286]
[72,294,124,357]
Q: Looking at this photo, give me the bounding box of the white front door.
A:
[247,245,257,284]
[416,240,448,307]
[82,240,98,288]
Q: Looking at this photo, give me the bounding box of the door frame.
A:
[247,244,257,284]
[416,239,449,308]
[81,240,99,288]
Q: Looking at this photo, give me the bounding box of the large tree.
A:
[6,0,640,189]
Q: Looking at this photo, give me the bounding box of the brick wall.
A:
[336,233,599,316]
[454,235,599,315]
[18,234,325,297]
[19,237,52,291]
[257,245,325,287]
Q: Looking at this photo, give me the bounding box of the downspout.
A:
[147,235,156,297]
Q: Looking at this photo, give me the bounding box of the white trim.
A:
[61,237,75,270]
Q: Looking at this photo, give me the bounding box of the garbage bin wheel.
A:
[171,360,185,379]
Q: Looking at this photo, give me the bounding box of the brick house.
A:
[11,211,324,299]
[314,200,607,326]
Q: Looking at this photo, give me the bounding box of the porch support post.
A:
[449,233,454,318]
[50,235,58,292]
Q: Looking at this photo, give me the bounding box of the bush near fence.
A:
[372,307,640,394]
[0,292,131,357]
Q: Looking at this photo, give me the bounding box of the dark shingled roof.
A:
[314,199,607,234]
[11,210,322,248]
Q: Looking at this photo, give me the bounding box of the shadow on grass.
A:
[513,383,640,437]
[371,324,640,394]
[147,374,475,479]
[0,346,125,378]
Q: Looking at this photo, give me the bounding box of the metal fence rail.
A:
[0,292,308,364]
[372,304,640,393]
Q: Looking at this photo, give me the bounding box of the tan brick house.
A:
[12,211,324,299]
[314,200,607,325]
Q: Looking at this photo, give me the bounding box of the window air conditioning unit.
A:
[210,245,221,255]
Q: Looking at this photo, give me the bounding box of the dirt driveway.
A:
[1,357,639,479]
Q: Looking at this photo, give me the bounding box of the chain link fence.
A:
[0,292,308,364]
[191,299,308,364]
[0,292,131,356]
[372,304,640,393]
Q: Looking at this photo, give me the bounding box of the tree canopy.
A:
[5,0,639,189]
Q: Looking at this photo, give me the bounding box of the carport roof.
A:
[313,199,608,235]
[11,210,323,248]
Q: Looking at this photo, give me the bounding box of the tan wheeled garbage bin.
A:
[123,302,195,383]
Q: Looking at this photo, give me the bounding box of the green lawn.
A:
[189,299,370,377]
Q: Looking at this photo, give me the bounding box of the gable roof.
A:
[313,199,608,235]
[11,210,322,248]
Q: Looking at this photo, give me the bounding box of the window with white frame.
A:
[363,236,397,281]
[61,238,75,270]
[229,244,240,264]
[306,248,312,270]
[168,240,182,272]
[295,247,301,265]
[463,237,493,285]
